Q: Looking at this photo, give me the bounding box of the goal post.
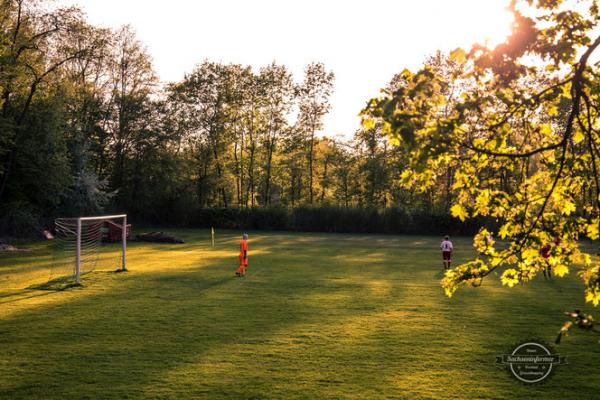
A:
[54,214,129,285]
[77,214,128,281]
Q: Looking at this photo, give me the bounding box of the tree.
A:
[331,141,356,207]
[257,62,294,206]
[297,62,334,204]
[59,23,114,215]
[354,124,390,207]
[362,0,600,339]
[169,61,247,207]
[107,26,157,199]
[280,124,307,206]
[0,0,94,202]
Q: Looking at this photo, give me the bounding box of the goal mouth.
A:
[52,214,129,285]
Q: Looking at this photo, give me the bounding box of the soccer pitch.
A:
[1,230,600,399]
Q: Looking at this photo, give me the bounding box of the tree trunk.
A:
[290,171,295,207]
[234,141,241,206]
[264,133,275,205]
[320,156,328,203]
[211,137,228,208]
[247,139,256,208]
[308,127,315,203]
[445,166,453,212]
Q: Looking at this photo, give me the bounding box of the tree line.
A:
[0,0,453,236]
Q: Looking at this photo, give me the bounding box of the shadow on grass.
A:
[27,269,128,292]
[0,289,60,306]
[27,278,81,291]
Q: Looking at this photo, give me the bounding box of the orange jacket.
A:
[239,239,248,262]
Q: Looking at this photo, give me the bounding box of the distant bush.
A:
[0,202,43,238]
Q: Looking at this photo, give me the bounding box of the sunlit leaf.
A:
[573,130,585,144]
[449,48,466,64]
[554,264,569,277]
[450,204,468,222]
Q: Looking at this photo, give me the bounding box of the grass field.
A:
[1,229,600,399]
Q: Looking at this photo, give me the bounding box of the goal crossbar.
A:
[79,214,128,221]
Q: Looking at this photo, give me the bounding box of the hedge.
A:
[3,205,496,238]
[187,206,495,236]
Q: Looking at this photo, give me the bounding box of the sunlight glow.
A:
[462,3,515,48]
[57,0,513,137]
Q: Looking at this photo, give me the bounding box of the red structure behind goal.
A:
[103,220,132,242]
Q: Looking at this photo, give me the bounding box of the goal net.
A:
[51,214,129,285]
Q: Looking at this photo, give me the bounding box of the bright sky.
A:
[58,0,513,138]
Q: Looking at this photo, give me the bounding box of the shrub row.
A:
[1,205,494,238]
[187,207,494,236]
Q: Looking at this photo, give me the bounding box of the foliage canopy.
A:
[362,0,600,337]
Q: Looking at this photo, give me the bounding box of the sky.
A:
[57,0,513,138]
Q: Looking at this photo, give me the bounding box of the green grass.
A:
[1,230,599,399]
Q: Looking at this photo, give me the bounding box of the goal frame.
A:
[75,214,128,284]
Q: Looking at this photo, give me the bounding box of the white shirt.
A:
[441,240,453,252]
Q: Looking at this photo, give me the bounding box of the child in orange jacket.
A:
[235,233,249,277]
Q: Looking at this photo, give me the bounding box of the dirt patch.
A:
[134,232,185,244]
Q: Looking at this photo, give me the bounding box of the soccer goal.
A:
[53,214,129,285]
